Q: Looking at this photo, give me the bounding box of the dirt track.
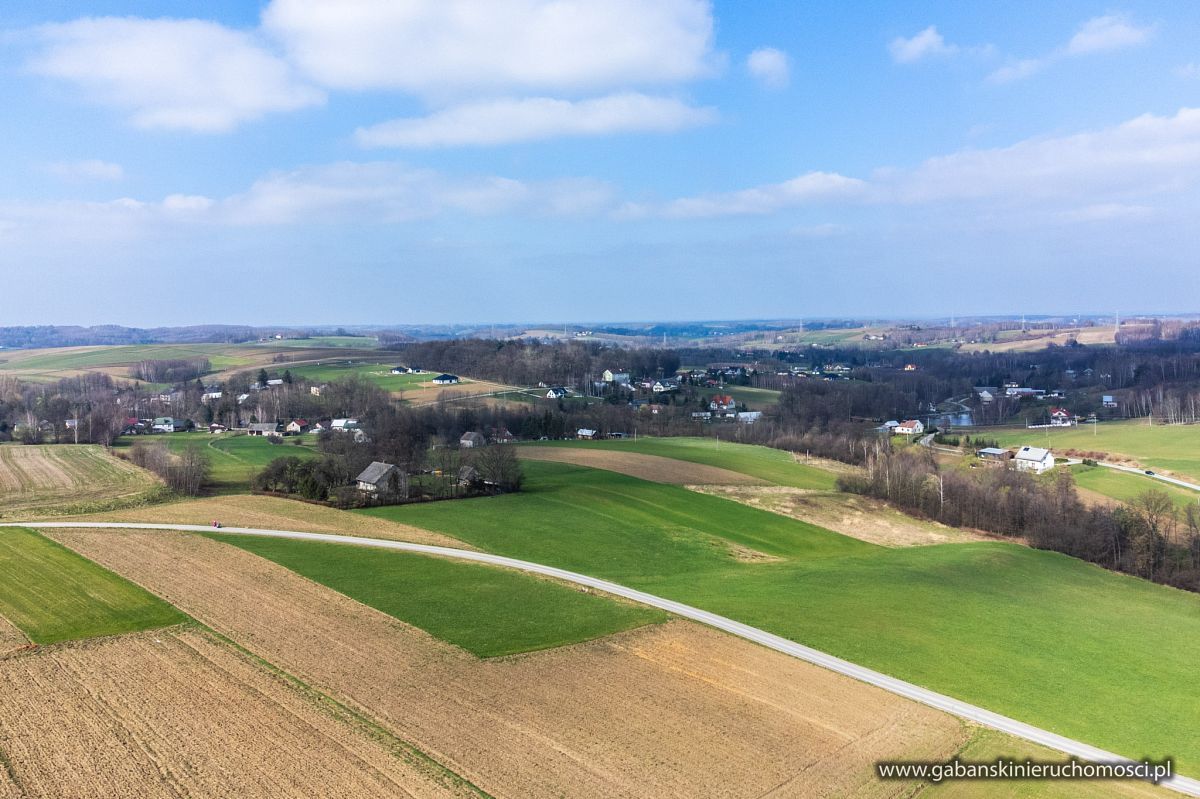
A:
[689,485,987,547]
[52,528,969,799]
[0,627,472,799]
[521,446,766,485]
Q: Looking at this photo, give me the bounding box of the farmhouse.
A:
[709,394,737,412]
[152,417,191,433]
[355,461,405,496]
[652,379,679,393]
[490,427,517,444]
[432,374,460,385]
[286,419,309,434]
[577,428,600,440]
[208,423,228,434]
[1049,407,1074,426]
[248,422,282,437]
[330,418,359,432]
[894,420,925,436]
[1013,446,1055,474]
[390,366,410,375]
[545,386,568,399]
[460,431,486,448]
[602,370,630,385]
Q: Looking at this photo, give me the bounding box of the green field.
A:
[1069,464,1200,513]
[360,459,1200,772]
[524,436,837,489]
[0,526,186,643]
[251,336,379,348]
[984,420,1200,482]
[210,533,665,657]
[718,385,781,409]
[283,362,464,392]
[113,432,319,494]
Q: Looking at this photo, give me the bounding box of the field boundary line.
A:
[6,520,1198,797]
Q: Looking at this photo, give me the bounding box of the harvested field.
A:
[521,445,765,485]
[0,445,162,518]
[54,528,974,799]
[65,493,469,548]
[0,614,27,656]
[689,486,987,547]
[0,627,474,799]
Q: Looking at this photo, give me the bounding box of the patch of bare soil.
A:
[521,446,766,485]
[54,528,970,799]
[0,615,28,657]
[63,493,470,549]
[0,445,161,518]
[0,627,472,799]
[689,486,989,547]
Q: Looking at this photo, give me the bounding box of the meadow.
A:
[717,385,782,409]
[113,432,319,494]
[210,533,666,657]
[985,419,1200,482]
[0,526,185,643]
[361,458,1200,772]
[1070,464,1200,513]
[525,436,837,489]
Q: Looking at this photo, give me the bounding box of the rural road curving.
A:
[6,520,1199,797]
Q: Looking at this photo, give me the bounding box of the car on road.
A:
[1145,470,1155,475]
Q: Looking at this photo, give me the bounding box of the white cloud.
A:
[45,159,124,181]
[746,47,789,88]
[627,108,1200,219]
[989,14,1151,83]
[27,17,323,132]
[220,162,614,224]
[355,93,715,148]
[621,171,866,218]
[1175,63,1200,79]
[262,0,715,94]
[1066,14,1152,55]
[988,58,1047,84]
[889,26,958,64]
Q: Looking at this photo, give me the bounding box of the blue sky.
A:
[2,0,1199,326]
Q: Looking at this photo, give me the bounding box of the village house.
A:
[737,411,763,423]
[460,431,486,448]
[390,366,410,375]
[248,422,282,437]
[601,369,631,384]
[893,420,925,436]
[708,394,737,412]
[545,386,568,399]
[1049,407,1074,426]
[152,417,191,433]
[432,374,460,385]
[310,384,327,396]
[330,418,359,432]
[652,379,679,393]
[490,428,517,444]
[208,423,228,434]
[976,447,1011,462]
[1103,395,1119,408]
[1013,446,1055,474]
[286,419,309,435]
[266,378,284,387]
[355,461,406,497]
[576,428,600,440]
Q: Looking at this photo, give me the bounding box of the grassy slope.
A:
[526,436,837,490]
[359,460,1200,771]
[113,432,319,494]
[210,532,665,657]
[0,527,185,643]
[985,420,1200,482]
[1070,464,1200,513]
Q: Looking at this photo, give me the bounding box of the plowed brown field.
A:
[521,446,765,484]
[0,627,473,799]
[65,494,468,548]
[53,528,971,799]
[0,615,27,656]
[0,445,161,517]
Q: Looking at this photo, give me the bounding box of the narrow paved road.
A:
[6,521,1196,795]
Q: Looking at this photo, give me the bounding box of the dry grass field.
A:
[520,445,766,485]
[53,528,977,799]
[0,627,474,799]
[0,445,162,518]
[689,486,988,547]
[66,494,469,548]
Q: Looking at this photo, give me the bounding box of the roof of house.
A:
[898,419,922,427]
[356,461,397,485]
[249,422,279,432]
[1049,407,1070,416]
[434,373,459,381]
[1015,446,1052,462]
[460,431,486,443]
[289,419,309,426]
[710,394,734,404]
[577,428,597,436]
[978,447,1008,456]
